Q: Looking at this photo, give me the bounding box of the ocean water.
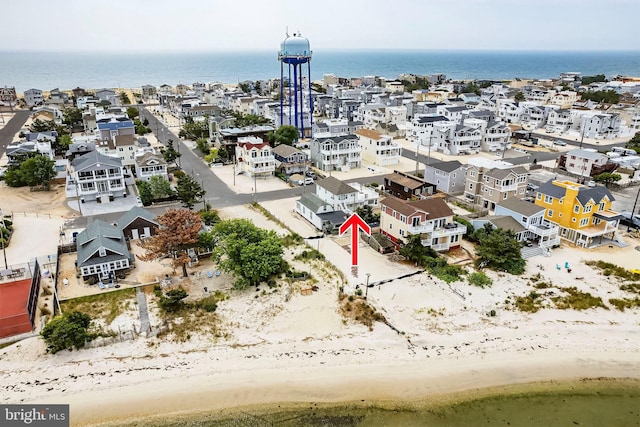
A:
[109,379,640,427]
[1,50,639,93]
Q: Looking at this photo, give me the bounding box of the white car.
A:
[297,177,314,186]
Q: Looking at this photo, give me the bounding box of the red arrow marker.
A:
[339,213,372,267]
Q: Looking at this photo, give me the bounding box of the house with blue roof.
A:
[96,119,135,143]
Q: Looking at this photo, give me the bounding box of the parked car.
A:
[620,211,640,230]
[554,140,567,146]
[587,180,596,187]
[305,170,316,179]
[297,177,314,186]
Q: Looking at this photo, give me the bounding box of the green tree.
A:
[211,219,285,288]
[355,205,380,225]
[159,287,188,312]
[580,90,620,104]
[593,172,622,186]
[30,118,56,132]
[581,74,607,85]
[400,76,430,92]
[269,125,299,146]
[6,155,57,190]
[514,91,526,101]
[161,139,182,165]
[239,82,251,93]
[176,174,206,209]
[62,107,82,126]
[474,225,525,275]
[254,80,262,95]
[126,106,139,119]
[148,175,174,199]
[179,119,210,140]
[120,92,131,105]
[41,311,92,354]
[399,234,438,265]
[136,180,154,206]
[196,137,210,154]
[198,202,220,226]
[59,134,73,149]
[626,132,640,153]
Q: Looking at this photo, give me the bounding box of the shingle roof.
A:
[566,149,607,160]
[485,215,527,234]
[355,128,383,140]
[72,150,122,171]
[272,144,303,158]
[484,166,528,180]
[381,196,453,219]
[537,179,567,199]
[576,186,615,205]
[496,197,544,216]
[117,206,159,230]
[384,172,424,190]
[426,160,464,173]
[76,220,130,268]
[416,115,449,124]
[297,193,331,213]
[314,134,358,144]
[316,176,358,195]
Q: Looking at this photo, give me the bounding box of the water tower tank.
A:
[279,33,311,58]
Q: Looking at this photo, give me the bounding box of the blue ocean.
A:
[1,50,639,93]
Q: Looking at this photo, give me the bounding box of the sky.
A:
[3,0,639,52]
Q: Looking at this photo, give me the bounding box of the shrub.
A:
[468,271,492,288]
[41,311,93,354]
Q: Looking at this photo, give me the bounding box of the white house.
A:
[314,176,378,213]
[354,128,402,166]
[495,197,560,254]
[24,88,44,106]
[71,151,126,202]
[134,152,168,182]
[310,134,362,173]
[562,149,609,178]
[234,136,275,178]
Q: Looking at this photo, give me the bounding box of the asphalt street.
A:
[0,110,30,156]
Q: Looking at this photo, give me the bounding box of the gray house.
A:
[118,206,159,240]
[76,220,133,281]
[272,144,308,175]
[495,197,561,254]
[72,151,126,202]
[423,160,466,194]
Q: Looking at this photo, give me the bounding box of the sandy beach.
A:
[0,198,639,426]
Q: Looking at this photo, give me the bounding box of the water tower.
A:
[278,32,313,138]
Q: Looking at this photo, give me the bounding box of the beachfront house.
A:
[534,180,620,248]
[118,206,159,240]
[379,196,465,251]
[314,176,378,212]
[423,160,466,194]
[24,88,44,106]
[295,193,344,233]
[76,220,133,281]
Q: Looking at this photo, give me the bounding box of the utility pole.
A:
[628,186,640,232]
[365,273,371,300]
[415,142,420,175]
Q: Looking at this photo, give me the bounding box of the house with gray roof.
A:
[495,197,560,254]
[272,144,308,175]
[71,151,125,202]
[464,164,529,211]
[423,160,467,194]
[76,220,133,281]
[295,193,342,233]
[134,151,167,182]
[118,206,159,240]
[310,134,362,173]
[470,215,527,242]
[314,176,377,212]
[559,149,611,178]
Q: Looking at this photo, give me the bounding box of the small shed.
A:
[118,206,159,240]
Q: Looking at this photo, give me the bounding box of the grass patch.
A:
[533,281,552,289]
[585,260,640,281]
[424,257,465,283]
[156,291,228,342]
[294,248,325,261]
[514,291,543,313]
[281,233,304,247]
[620,283,640,295]
[552,287,608,310]
[468,271,492,288]
[339,294,385,331]
[61,288,137,325]
[0,340,19,350]
[608,298,640,311]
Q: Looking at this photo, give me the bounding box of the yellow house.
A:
[534,180,620,248]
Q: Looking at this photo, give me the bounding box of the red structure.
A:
[0,260,41,339]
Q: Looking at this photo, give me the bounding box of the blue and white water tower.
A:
[278,32,313,138]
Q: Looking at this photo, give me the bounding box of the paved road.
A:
[0,110,30,156]
[531,131,626,151]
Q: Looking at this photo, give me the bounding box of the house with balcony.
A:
[272,144,308,175]
[582,113,622,139]
[76,220,133,281]
[520,105,547,129]
[534,179,620,248]
[464,164,529,211]
[310,134,362,173]
[6,140,54,165]
[558,149,613,178]
[383,170,435,200]
[96,118,135,143]
[71,151,126,202]
[482,121,512,152]
[423,160,466,194]
[314,176,378,212]
[547,109,571,132]
[234,136,275,178]
[354,129,402,166]
[445,124,482,155]
[134,151,167,182]
[495,197,560,255]
[380,196,465,252]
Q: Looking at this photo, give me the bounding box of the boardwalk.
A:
[136,287,150,336]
